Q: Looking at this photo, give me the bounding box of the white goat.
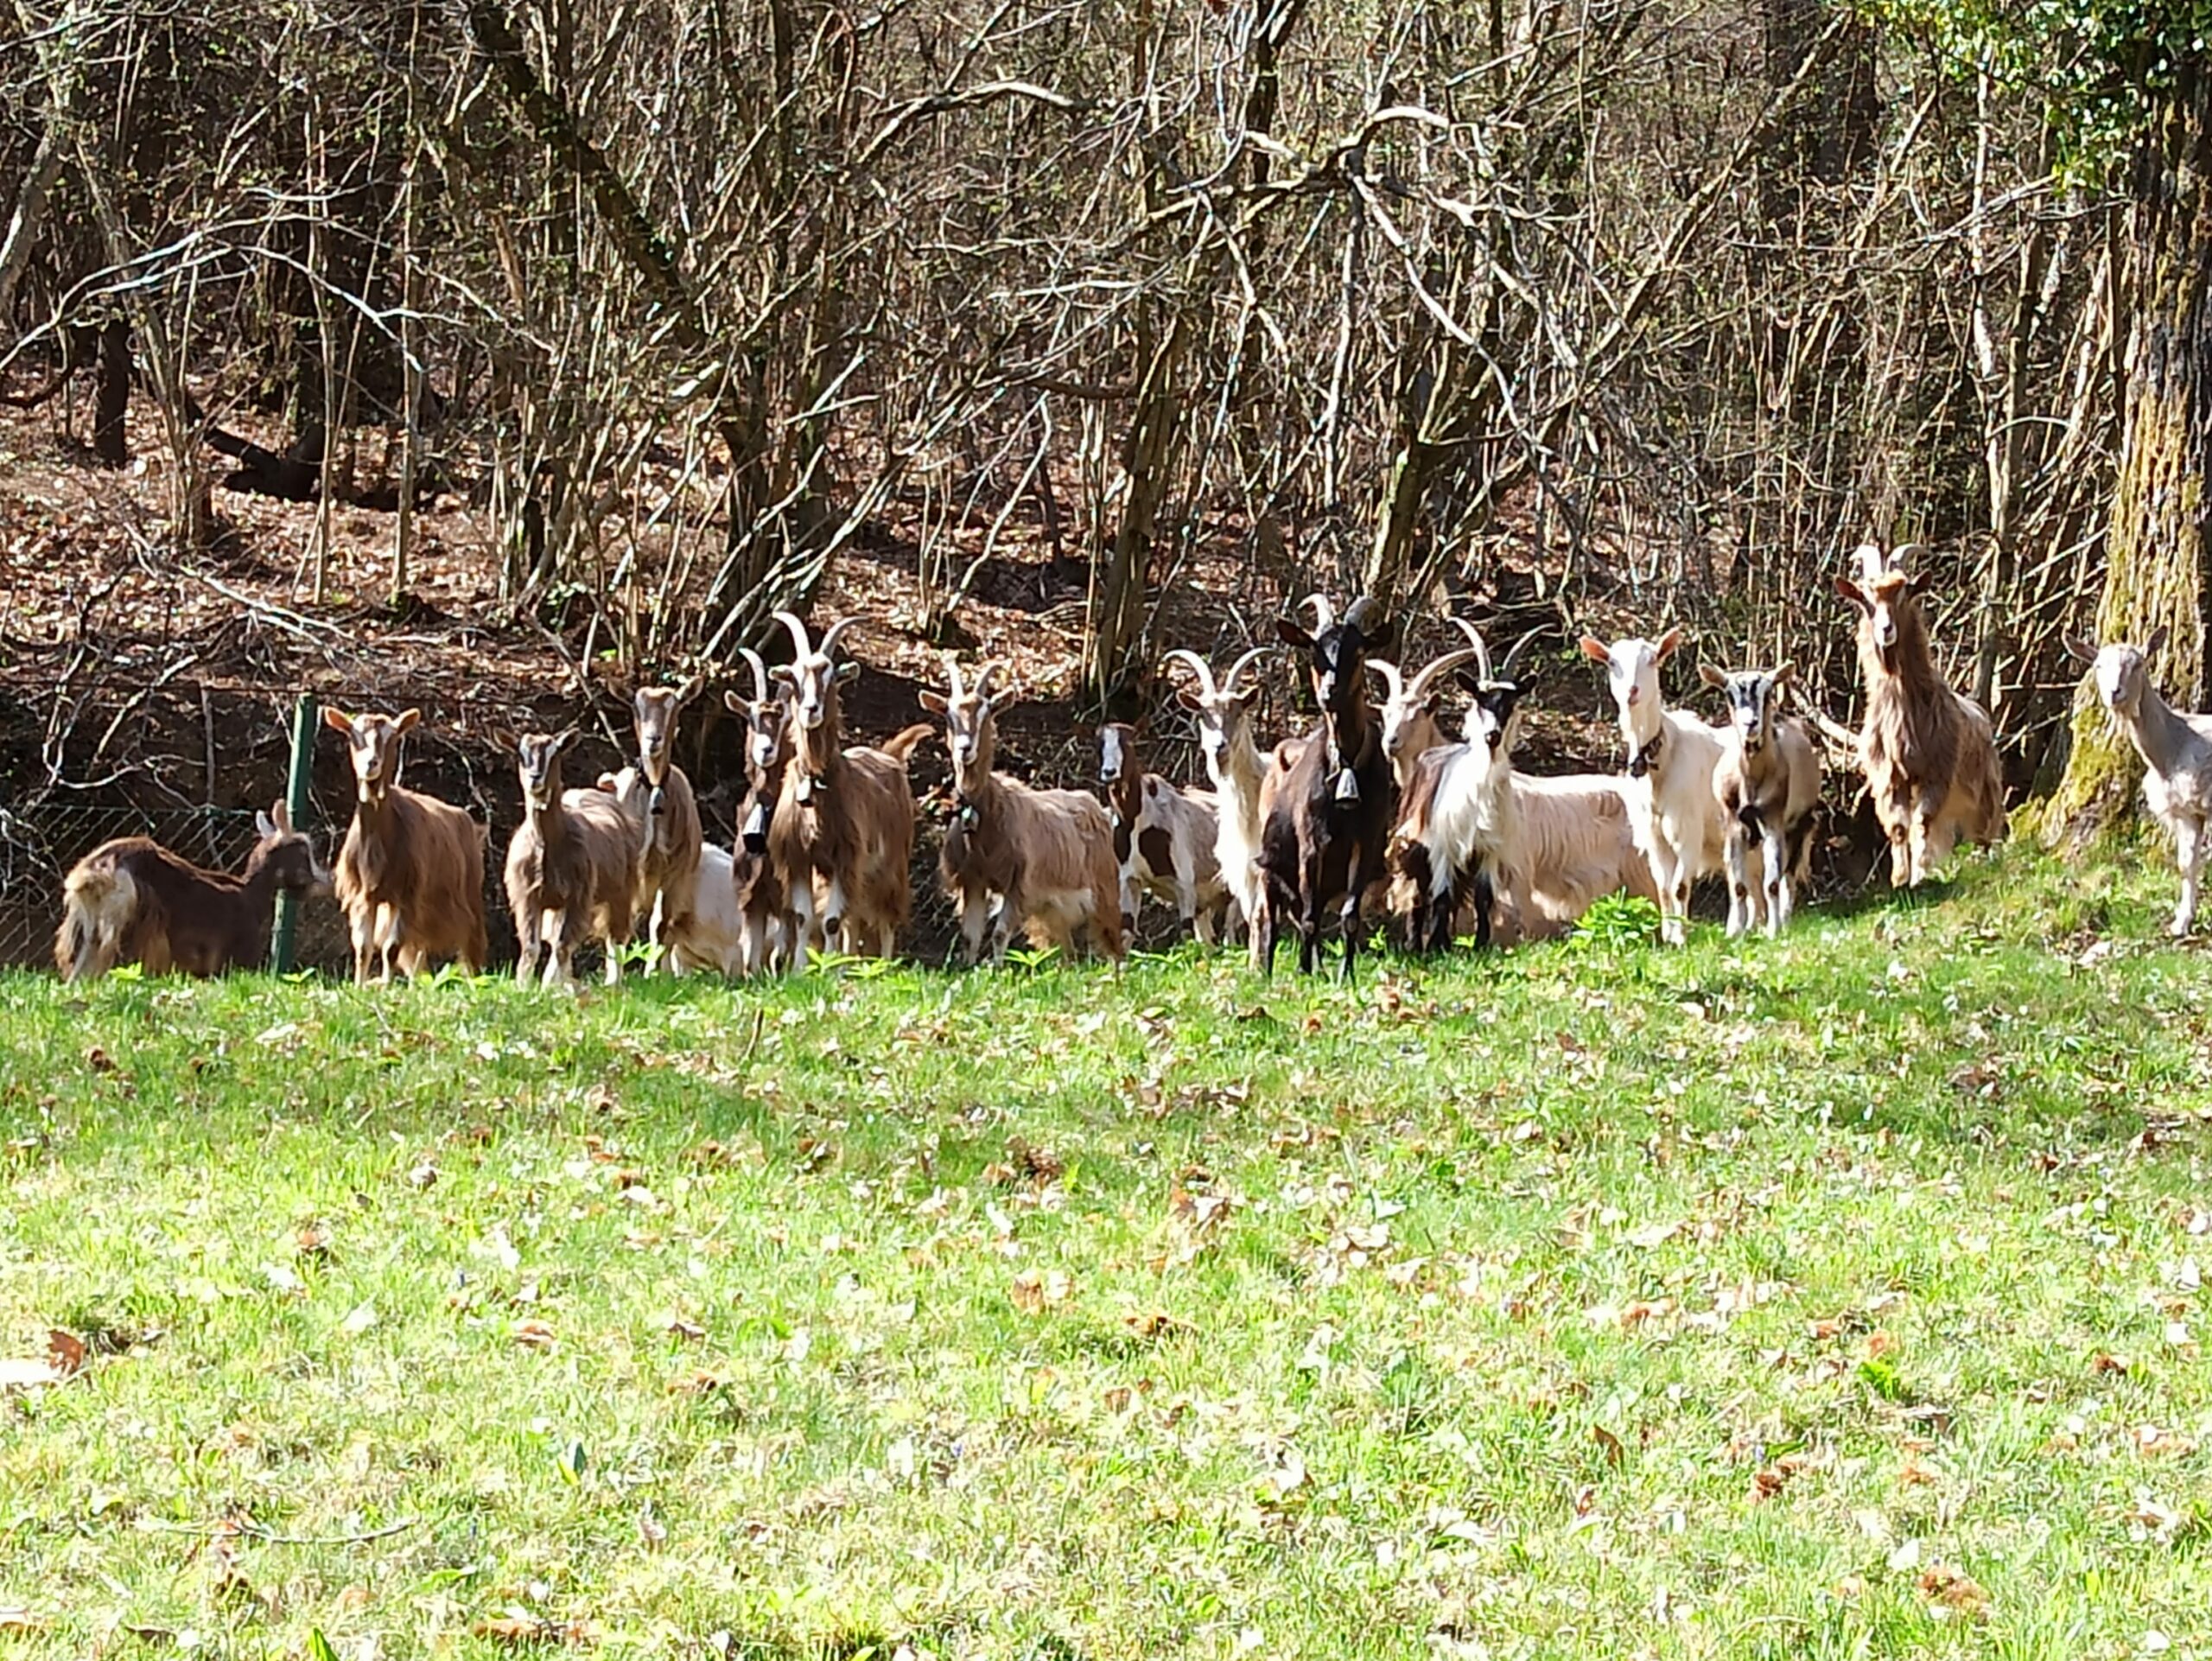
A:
[1700,662,1823,937]
[1580,628,1740,946]
[2069,627,2212,936]
[1163,645,1277,967]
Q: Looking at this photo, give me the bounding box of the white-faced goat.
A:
[2069,627,2212,935]
[1580,629,1735,946]
[1163,645,1276,964]
[1835,544,2007,887]
[1256,595,1394,980]
[504,730,649,988]
[766,611,933,967]
[323,708,490,983]
[715,645,798,973]
[924,660,1124,964]
[1700,662,1822,936]
[54,800,329,981]
[1096,722,1236,944]
[629,678,705,973]
[1388,626,1535,952]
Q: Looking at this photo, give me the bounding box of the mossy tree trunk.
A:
[2050,74,2212,847]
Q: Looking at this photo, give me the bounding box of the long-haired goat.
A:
[1256,594,1394,980]
[1163,644,1280,968]
[1097,722,1236,944]
[504,730,649,988]
[1580,629,1736,946]
[2068,627,2212,935]
[1699,661,1822,936]
[766,611,934,967]
[1388,625,1535,952]
[1834,543,2006,887]
[718,646,798,973]
[54,800,329,981]
[629,678,705,973]
[924,659,1124,964]
[324,708,490,983]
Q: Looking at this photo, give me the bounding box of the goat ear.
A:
[270,798,294,836]
[2060,633,2096,665]
[724,689,751,715]
[1275,618,1313,651]
[677,673,706,704]
[1578,635,1610,665]
[1455,669,1485,697]
[1834,576,1871,614]
[321,707,355,735]
[595,771,619,792]
[2147,622,2173,659]
[918,690,950,715]
[396,709,423,733]
[1175,687,1202,712]
[1698,663,1726,690]
[834,659,862,685]
[1655,627,1686,660]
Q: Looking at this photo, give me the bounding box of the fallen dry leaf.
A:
[1010,1269,1073,1314]
[0,1607,47,1632]
[1592,1423,1625,1467]
[1121,1310,1192,1340]
[1916,1565,1990,1618]
[512,1321,557,1351]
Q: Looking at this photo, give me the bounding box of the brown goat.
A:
[630,678,706,974]
[54,799,329,981]
[766,610,934,965]
[925,659,1124,964]
[324,709,490,983]
[1834,544,2006,887]
[504,730,649,988]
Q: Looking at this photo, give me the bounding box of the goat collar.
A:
[952,787,982,829]
[1628,727,1665,779]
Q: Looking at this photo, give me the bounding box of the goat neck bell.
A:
[1334,765,1361,804]
[1629,728,1665,779]
[740,800,769,856]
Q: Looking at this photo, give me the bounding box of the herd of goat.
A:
[44,543,2212,985]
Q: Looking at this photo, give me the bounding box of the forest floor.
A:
[2,843,2209,1659]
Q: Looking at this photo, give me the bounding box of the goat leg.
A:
[514,908,541,985]
[2177,818,2205,937]
[1723,830,1751,939]
[1763,820,1791,936]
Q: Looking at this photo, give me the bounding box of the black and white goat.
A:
[1389,627,1535,952]
[1162,645,1279,966]
[1255,595,1393,980]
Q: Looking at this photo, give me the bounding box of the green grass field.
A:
[3,843,2211,1659]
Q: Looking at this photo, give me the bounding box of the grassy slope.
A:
[2,846,2210,1660]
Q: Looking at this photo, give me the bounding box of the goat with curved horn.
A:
[773,609,814,659]
[817,616,862,659]
[1220,646,1272,698]
[1302,594,1338,632]
[1162,649,1220,698]
[739,647,772,706]
[1496,627,1544,682]
[1448,617,1494,684]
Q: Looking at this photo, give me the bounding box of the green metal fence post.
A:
[270,692,319,972]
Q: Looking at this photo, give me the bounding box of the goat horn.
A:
[1302,593,1337,632]
[973,660,1005,700]
[1407,645,1483,699]
[817,615,861,659]
[739,646,771,705]
[1447,617,1493,684]
[772,608,814,659]
[1888,542,1925,573]
[940,651,968,703]
[1162,649,1220,698]
[1367,659,1406,701]
[1221,646,1272,698]
[1497,626,1543,681]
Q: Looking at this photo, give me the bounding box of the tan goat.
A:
[924,659,1124,964]
[504,730,648,988]
[629,678,705,974]
[766,611,933,966]
[324,709,489,983]
[1834,544,2006,887]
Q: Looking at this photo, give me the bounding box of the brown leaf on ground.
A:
[84,1047,115,1073]
[1592,1423,1625,1467]
[44,1329,86,1377]
[0,1607,48,1632]
[471,1610,599,1645]
[1121,1310,1192,1340]
[1751,1452,1810,1502]
[1916,1565,1990,1617]
[512,1321,556,1351]
[1010,1268,1072,1314]
[0,1329,85,1393]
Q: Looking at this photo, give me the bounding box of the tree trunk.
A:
[2050,75,2212,844]
[92,319,130,467]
